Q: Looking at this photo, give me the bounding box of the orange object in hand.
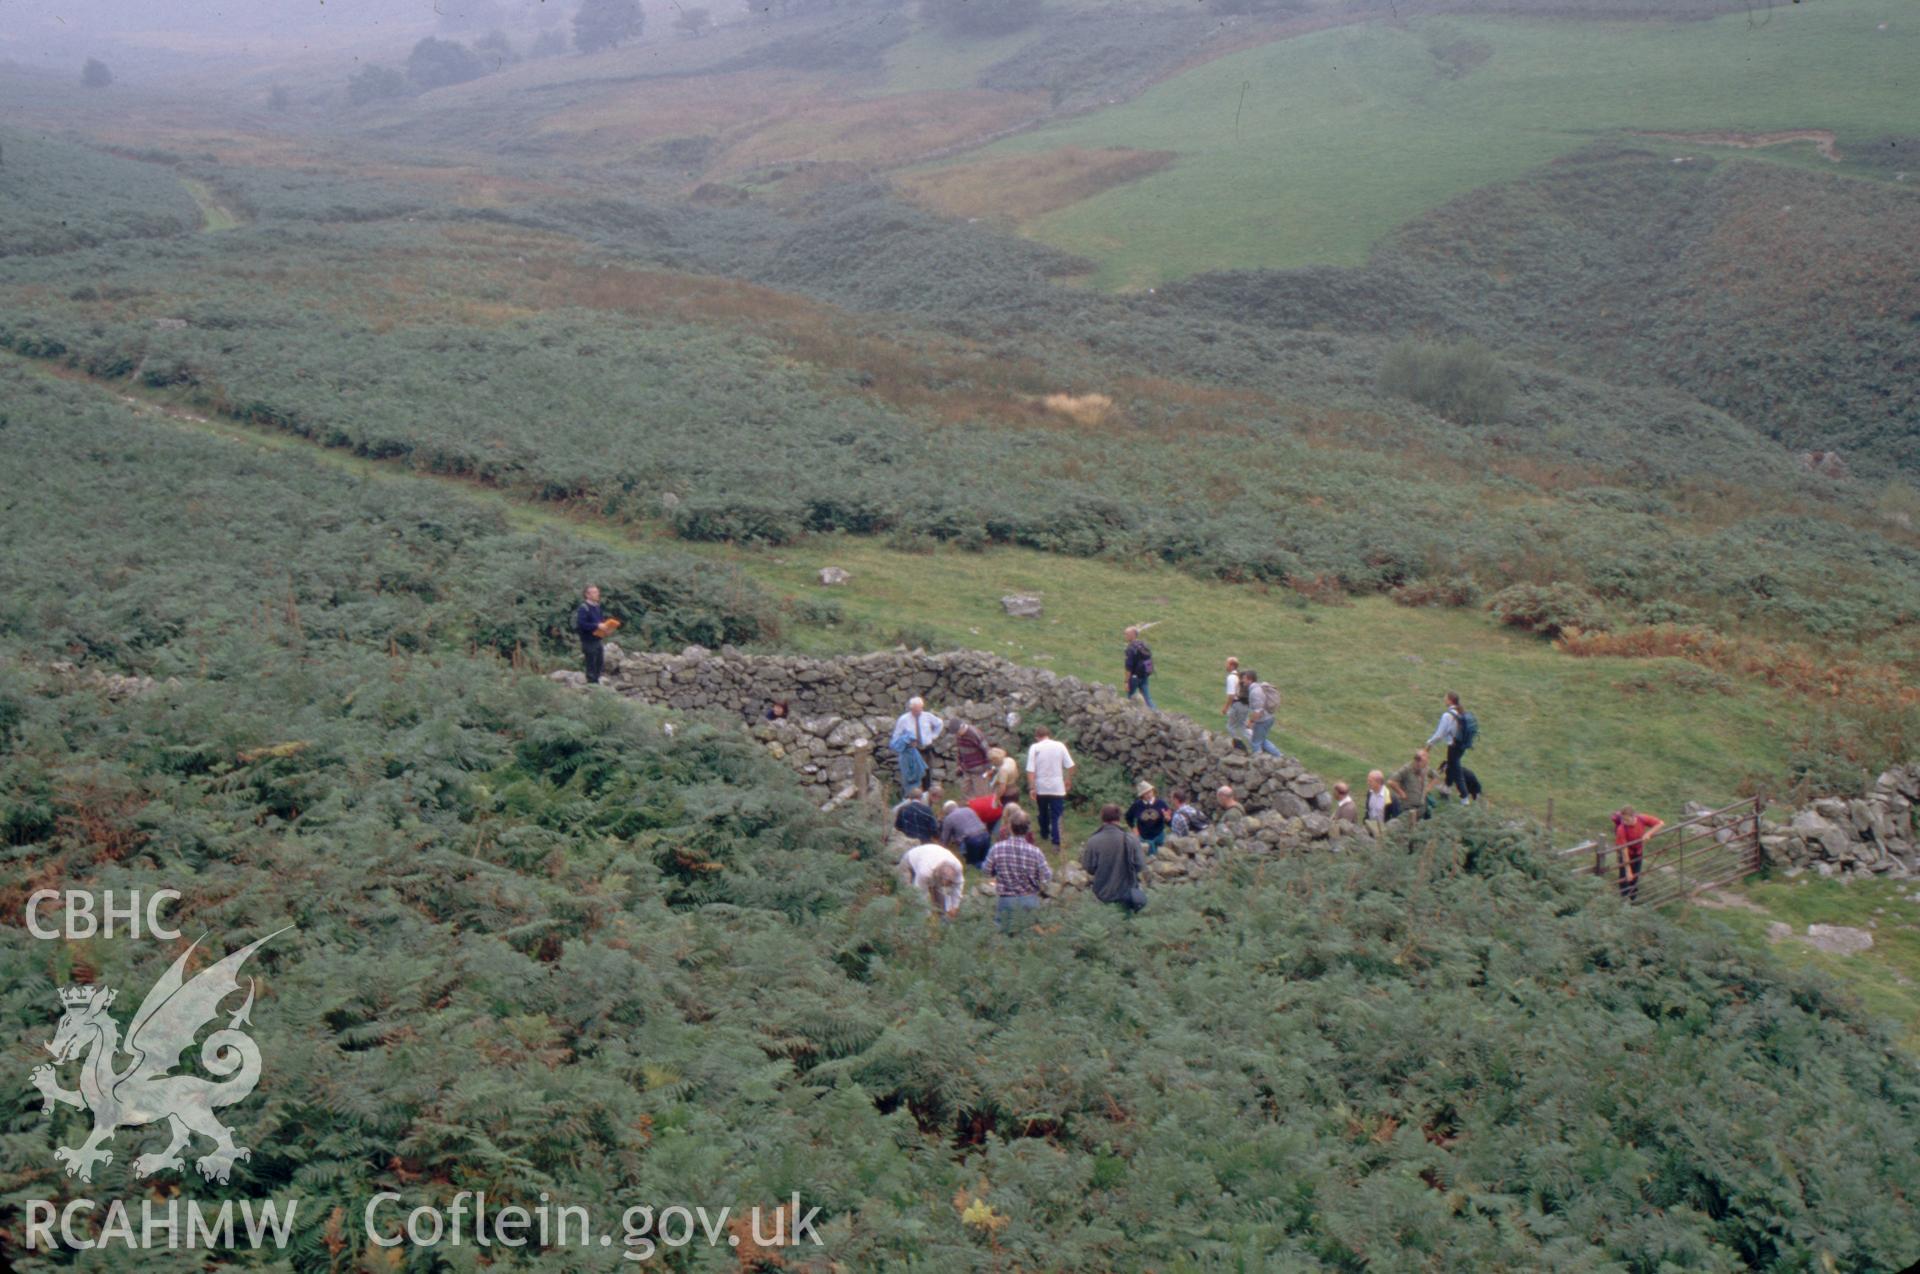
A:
[593,617,621,639]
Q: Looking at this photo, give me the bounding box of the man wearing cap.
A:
[1125,780,1172,857]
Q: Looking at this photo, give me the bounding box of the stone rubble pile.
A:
[552,644,1349,891]
[43,660,172,700]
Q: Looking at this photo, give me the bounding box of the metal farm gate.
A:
[1556,797,1766,907]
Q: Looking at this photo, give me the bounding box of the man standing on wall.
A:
[574,585,609,684]
[1123,627,1157,711]
[1243,671,1284,758]
[1025,725,1075,849]
[1223,656,1249,749]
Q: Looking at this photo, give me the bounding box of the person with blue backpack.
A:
[1426,691,1482,804]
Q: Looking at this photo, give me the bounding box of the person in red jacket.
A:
[1614,806,1664,901]
[967,792,1005,837]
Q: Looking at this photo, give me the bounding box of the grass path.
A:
[704,536,1799,836]
[7,349,1804,840]
[179,177,241,232]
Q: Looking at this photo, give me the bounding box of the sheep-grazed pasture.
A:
[960,0,1918,285]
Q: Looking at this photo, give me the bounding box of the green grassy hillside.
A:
[713,536,1803,837]
[1165,147,1920,477]
[5,203,1912,652]
[4,36,1920,1264]
[0,345,1822,841]
[955,0,1916,285]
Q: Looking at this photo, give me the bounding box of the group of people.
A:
[570,590,1668,914]
[886,659,1495,928]
[896,785,1241,927]
[884,681,1256,927]
[1326,691,1484,831]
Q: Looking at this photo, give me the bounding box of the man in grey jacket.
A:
[1080,804,1147,913]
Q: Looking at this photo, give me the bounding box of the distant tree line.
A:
[345,0,653,106]
[574,0,644,52]
[923,0,1043,37]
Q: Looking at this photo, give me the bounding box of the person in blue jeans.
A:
[1024,727,1075,849]
[984,812,1052,930]
[1123,627,1157,711]
[1243,671,1284,757]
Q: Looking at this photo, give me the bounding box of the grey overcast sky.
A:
[0,0,563,70]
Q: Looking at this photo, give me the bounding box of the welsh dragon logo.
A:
[30,929,288,1184]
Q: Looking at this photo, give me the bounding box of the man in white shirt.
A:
[1024,725,1075,849]
[1222,656,1250,750]
[1365,770,1394,825]
[896,842,964,919]
[889,696,944,792]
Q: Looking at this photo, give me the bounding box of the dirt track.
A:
[1636,129,1842,161]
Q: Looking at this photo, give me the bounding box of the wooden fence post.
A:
[1676,820,1687,901]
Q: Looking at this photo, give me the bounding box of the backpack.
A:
[1257,682,1281,715]
[1235,678,1252,705]
[1457,710,1479,751]
[1129,641,1153,677]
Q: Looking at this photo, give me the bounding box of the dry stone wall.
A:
[554,644,1343,880]
[1756,764,1919,878]
[554,647,1918,895]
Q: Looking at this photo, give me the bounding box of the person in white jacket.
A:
[897,842,965,919]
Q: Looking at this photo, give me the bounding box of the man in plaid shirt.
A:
[983,811,1052,930]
